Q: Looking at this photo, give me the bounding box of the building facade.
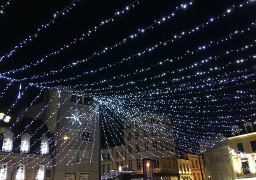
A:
[200,135,235,180]
[101,114,180,180]
[177,154,205,180]
[0,86,100,180]
[201,127,256,180]
[227,130,256,179]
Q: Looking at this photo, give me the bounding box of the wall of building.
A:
[101,114,180,180]
[0,153,53,180]
[227,132,256,153]
[48,87,100,180]
[201,138,235,180]
[227,132,256,179]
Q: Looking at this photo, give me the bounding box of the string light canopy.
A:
[0,0,255,170]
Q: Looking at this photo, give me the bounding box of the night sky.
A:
[0,0,256,152]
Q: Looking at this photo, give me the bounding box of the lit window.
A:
[2,131,14,152]
[15,164,25,180]
[36,165,45,180]
[0,163,7,180]
[20,133,30,153]
[40,136,49,155]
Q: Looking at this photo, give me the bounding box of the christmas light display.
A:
[0,0,76,62]
[5,1,194,81]
[0,1,255,178]
[0,0,141,75]
[0,0,10,13]
[3,0,247,83]
[14,1,251,87]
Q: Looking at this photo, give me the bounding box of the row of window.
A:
[127,130,172,140]
[102,162,124,174]
[237,140,256,152]
[0,164,46,180]
[102,151,124,160]
[127,142,174,154]
[1,133,49,155]
[179,164,190,172]
[125,118,171,128]
[102,158,177,173]
[193,173,202,180]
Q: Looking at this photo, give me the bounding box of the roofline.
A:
[227,132,256,140]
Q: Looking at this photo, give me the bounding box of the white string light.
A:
[0,0,77,62]
[0,0,141,74]
[15,1,250,86]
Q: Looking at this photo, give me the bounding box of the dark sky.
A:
[0,0,256,151]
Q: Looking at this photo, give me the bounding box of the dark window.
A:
[82,132,91,141]
[179,164,182,171]
[195,160,198,168]
[160,142,163,150]
[183,164,186,171]
[144,143,148,152]
[156,158,159,168]
[102,165,105,173]
[242,161,250,175]
[250,140,256,152]
[144,131,147,137]
[127,134,131,141]
[107,164,110,172]
[84,96,93,106]
[216,156,220,163]
[143,120,147,125]
[150,118,155,123]
[128,146,132,154]
[237,143,244,152]
[135,132,139,139]
[136,144,140,153]
[71,95,76,102]
[165,143,169,151]
[153,142,157,150]
[136,158,141,170]
[128,160,132,170]
[152,129,157,136]
[71,95,82,104]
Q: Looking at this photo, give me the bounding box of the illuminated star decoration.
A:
[66,108,83,125]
